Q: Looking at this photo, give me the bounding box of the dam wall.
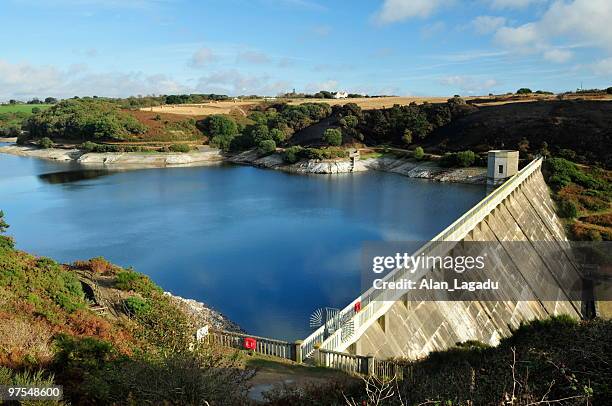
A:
[302,157,583,360]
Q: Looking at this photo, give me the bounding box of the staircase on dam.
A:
[300,156,584,361]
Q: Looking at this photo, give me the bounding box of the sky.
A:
[0,0,611,100]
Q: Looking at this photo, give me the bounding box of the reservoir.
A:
[0,150,485,339]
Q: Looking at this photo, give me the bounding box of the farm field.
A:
[0,104,52,113]
[142,96,470,116]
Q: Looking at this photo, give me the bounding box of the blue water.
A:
[0,150,485,339]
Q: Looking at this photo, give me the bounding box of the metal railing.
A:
[314,349,403,380]
[208,329,296,361]
[302,157,544,356]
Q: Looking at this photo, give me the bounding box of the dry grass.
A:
[0,316,55,367]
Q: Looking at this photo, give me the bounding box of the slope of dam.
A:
[303,157,584,360]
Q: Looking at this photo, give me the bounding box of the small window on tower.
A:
[498,165,504,174]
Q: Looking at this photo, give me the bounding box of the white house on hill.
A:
[333,91,348,99]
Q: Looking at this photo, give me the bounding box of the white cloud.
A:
[236,50,271,64]
[472,15,506,34]
[188,47,217,68]
[591,57,612,76]
[543,48,573,63]
[490,0,612,63]
[196,70,290,96]
[488,0,546,9]
[373,0,450,25]
[304,80,339,93]
[439,75,499,94]
[421,21,446,38]
[0,59,188,100]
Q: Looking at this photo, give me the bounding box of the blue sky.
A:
[0,0,610,100]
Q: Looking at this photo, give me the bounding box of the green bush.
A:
[516,88,532,94]
[269,128,286,144]
[323,128,342,146]
[557,199,578,218]
[413,146,424,160]
[123,296,151,317]
[606,87,612,95]
[402,129,413,145]
[39,137,54,149]
[456,150,476,167]
[282,146,303,164]
[26,99,146,141]
[257,139,276,155]
[168,144,190,153]
[115,269,162,297]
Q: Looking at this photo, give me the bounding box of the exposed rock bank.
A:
[164,291,242,332]
[0,144,486,184]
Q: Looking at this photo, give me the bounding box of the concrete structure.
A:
[301,156,582,360]
[487,150,519,186]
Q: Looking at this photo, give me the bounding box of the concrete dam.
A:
[301,155,584,361]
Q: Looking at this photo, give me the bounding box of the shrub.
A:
[269,128,286,144]
[39,137,54,149]
[516,88,532,94]
[168,144,190,153]
[282,146,303,164]
[607,87,612,95]
[413,146,424,160]
[257,139,276,155]
[323,128,342,146]
[557,199,578,218]
[123,296,151,317]
[115,270,162,297]
[402,129,413,145]
[80,141,98,152]
[456,150,476,167]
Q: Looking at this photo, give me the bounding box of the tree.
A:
[31,107,41,114]
[516,88,532,94]
[258,139,276,154]
[250,124,271,145]
[339,115,358,128]
[607,87,612,95]
[39,137,54,149]
[402,129,413,145]
[456,150,476,167]
[270,128,286,144]
[323,128,342,146]
[0,210,8,234]
[201,115,238,138]
[44,97,58,104]
[413,146,424,160]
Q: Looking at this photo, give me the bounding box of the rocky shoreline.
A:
[0,144,486,184]
[164,291,243,333]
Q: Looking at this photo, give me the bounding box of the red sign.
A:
[243,337,257,350]
[354,301,362,312]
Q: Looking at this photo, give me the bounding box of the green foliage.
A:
[282,146,303,164]
[323,128,342,146]
[0,210,8,233]
[115,269,162,297]
[26,99,146,141]
[413,146,424,160]
[546,158,607,190]
[257,139,276,155]
[606,87,612,95]
[39,137,54,149]
[339,114,358,128]
[557,199,578,218]
[441,150,476,167]
[456,150,476,167]
[402,129,413,145]
[516,88,532,94]
[123,296,151,317]
[168,143,190,153]
[269,128,286,144]
[201,114,238,138]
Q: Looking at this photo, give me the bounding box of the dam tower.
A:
[487,150,519,186]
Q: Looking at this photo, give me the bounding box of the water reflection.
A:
[39,169,115,184]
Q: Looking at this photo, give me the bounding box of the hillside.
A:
[426,100,612,168]
[0,212,250,405]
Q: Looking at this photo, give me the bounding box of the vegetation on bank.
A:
[545,158,611,240]
[0,211,252,405]
[266,316,611,405]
